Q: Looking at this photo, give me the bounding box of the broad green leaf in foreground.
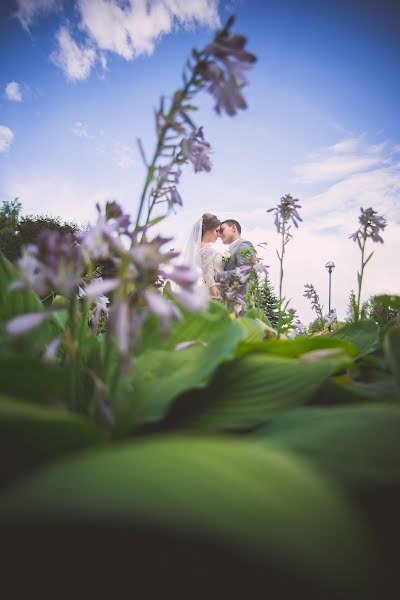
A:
[236,334,358,360]
[111,317,244,434]
[329,319,379,356]
[0,435,374,595]
[252,404,400,487]
[167,354,333,431]
[0,357,67,404]
[137,300,234,353]
[0,395,105,488]
[383,326,400,386]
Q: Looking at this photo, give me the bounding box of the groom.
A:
[218,219,255,270]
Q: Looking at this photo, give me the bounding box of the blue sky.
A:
[1,0,399,323]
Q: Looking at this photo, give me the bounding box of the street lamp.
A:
[325,261,335,313]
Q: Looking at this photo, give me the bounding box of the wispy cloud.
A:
[71,121,94,139]
[51,26,96,81]
[5,81,22,102]
[112,142,136,169]
[292,136,390,184]
[0,126,14,152]
[14,0,61,30]
[70,122,136,169]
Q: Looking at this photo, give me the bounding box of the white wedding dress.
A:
[182,218,223,300]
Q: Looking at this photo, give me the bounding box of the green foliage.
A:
[0,395,105,488]
[0,199,79,263]
[259,272,279,327]
[0,435,375,596]
[252,403,400,487]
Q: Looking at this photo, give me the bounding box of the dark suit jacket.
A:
[223,240,255,271]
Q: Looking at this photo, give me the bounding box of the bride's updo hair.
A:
[202,213,220,238]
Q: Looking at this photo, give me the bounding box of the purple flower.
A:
[78,202,130,260]
[6,312,50,337]
[349,207,387,245]
[267,194,302,234]
[14,230,85,297]
[181,127,212,173]
[199,17,257,117]
[144,289,181,335]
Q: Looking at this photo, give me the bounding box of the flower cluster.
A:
[303,283,324,322]
[8,202,205,362]
[136,17,256,229]
[199,16,257,116]
[324,309,337,328]
[267,193,302,236]
[12,230,85,298]
[217,253,267,315]
[349,207,387,245]
[180,127,212,173]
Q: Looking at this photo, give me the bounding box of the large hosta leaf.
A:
[112,317,244,435]
[236,333,358,360]
[0,395,105,488]
[166,354,333,431]
[0,435,374,596]
[137,300,234,353]
[383,326,400,385]
[253,404,400,487]
[329,320,379,355]
[0,357,67,404]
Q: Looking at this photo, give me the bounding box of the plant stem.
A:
[135,72,198,232]
[356,237,366,321]
[277,225,286,339]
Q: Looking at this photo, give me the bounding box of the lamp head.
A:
[325,260,335,272]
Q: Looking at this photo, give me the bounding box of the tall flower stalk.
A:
[349,207,387,321]
[267,194,302,337]
[135,15,256,232]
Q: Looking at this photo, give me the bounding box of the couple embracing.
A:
[183,213,254,300]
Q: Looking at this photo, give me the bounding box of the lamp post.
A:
[325,261,335,313]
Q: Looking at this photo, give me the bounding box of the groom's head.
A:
[219,219,241,245]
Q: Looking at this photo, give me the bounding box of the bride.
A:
[182,213,223,299]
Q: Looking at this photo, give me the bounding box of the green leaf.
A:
[0,395,105,488]
[112,317,244,434]
[253,404,400,487]
[0,357,67,404]
[236,316,265,343]
[137,298,233,353]
[0,435,374,595]
[168,354,333,432]
[0,252,42,321]
[236,334,358,360]
[383,327,400,385]
[329,319,379,355]
[374,294,400,310]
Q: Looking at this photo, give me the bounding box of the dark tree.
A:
[259,273,279,327]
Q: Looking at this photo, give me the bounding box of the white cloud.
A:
[5,81,22,102]
[14,0,60,30]
[112,142,136,169]
[0,126,14,152]
[293,154,383,184]
[51,26,96,81]
[329,136,362,154]
[77,0,220,60]
[71,121,93,139]
[304,165,400,225]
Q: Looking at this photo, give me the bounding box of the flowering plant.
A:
[222,250,232,261]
